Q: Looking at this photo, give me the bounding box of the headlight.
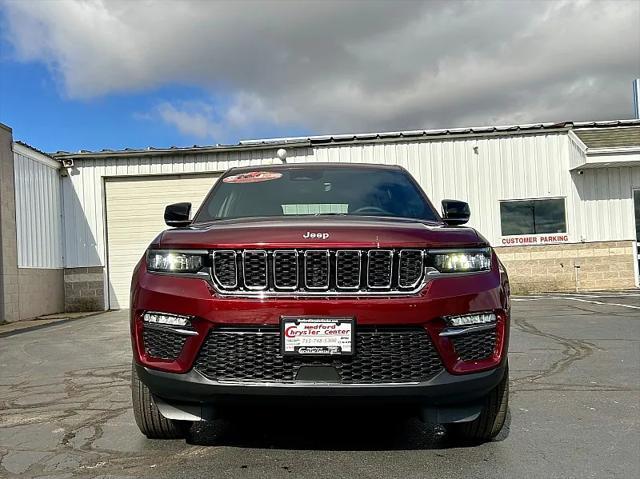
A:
[429,247,491,273]
[147,250,206,273]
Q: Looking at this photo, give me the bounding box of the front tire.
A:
[449,367,509,442]
[131,362,190,439]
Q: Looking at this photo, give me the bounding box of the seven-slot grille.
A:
[211,248,426,295]
[193,327,443,384]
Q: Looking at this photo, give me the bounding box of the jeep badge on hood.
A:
[303,232,330,239]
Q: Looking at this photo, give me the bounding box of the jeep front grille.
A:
[194,327,443,384]
[367,250,393,288]
[211,248,426,296]
[242,250,268,289]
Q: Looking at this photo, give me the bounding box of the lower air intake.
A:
[194,327,443,384]
[143,328,188,360]
[451,327,497,361]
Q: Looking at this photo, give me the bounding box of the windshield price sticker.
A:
[281,318,354,356]
[222,171,283,184]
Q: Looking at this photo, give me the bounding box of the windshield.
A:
[193,166,439,223]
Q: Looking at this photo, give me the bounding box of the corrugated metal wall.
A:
[570,166,640,242]
[14,148,64,268]
[61,131,638,268]
[567,135,639,242]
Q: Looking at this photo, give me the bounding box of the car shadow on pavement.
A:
[183,405,511,450]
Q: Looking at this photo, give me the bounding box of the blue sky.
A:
[0,57,307,153]
[1,0,638,154]
[3,60,187,152]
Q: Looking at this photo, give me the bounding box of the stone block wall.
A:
[495,240,636,294]
[64,266,105,312]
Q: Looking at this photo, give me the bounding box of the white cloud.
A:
[3,0,640,141]
[149,93,285,141]
[155,102,217,139]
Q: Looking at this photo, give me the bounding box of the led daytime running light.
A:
[447,312,496,327]
[143,312,190,327]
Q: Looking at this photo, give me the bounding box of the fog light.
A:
[447,312,496,327]
[143,312,190,327]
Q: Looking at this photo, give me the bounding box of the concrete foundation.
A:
[64,266,105,312]
[495,240,636,294]
[17,268,64,320]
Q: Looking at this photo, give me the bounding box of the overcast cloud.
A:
[3,0,640,141]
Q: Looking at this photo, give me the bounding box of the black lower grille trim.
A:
[451,328,497,361]
[143,328,188,360]
[194,327,443,384]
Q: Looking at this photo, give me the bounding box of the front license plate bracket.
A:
[280,317,355,356]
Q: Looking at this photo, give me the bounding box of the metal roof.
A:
[573,126,640,150]
[15,140,56,160]
[51,139,311,160]
[50,119,640,160]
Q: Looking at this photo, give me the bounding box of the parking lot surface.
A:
[1,292,639,478]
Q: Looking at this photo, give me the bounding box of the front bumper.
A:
[136,360,507,404]
[138,360,508,424]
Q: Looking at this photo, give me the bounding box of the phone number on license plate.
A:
[281,318,354,356]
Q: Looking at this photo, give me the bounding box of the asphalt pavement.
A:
[1,292,639,478]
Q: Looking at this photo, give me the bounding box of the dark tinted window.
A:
[194,167,438,222]
[500,198,566,235]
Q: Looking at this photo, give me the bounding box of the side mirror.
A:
[164,202,192,227]
[441,199,470,226]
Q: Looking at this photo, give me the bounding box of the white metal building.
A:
[0,131,65,322]
[2,119,639,320]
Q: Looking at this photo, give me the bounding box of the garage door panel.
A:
[105,175,218,309]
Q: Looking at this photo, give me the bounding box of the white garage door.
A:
[105,174,219,309]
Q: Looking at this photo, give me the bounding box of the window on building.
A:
[500,198,566,236]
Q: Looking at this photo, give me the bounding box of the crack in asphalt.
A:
[0,364,141,477]
[509,307,602,392]
[0,361,229,478]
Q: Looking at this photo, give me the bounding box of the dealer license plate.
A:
[281,317,355,356]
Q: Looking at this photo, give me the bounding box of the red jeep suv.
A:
[130,163,510,442]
